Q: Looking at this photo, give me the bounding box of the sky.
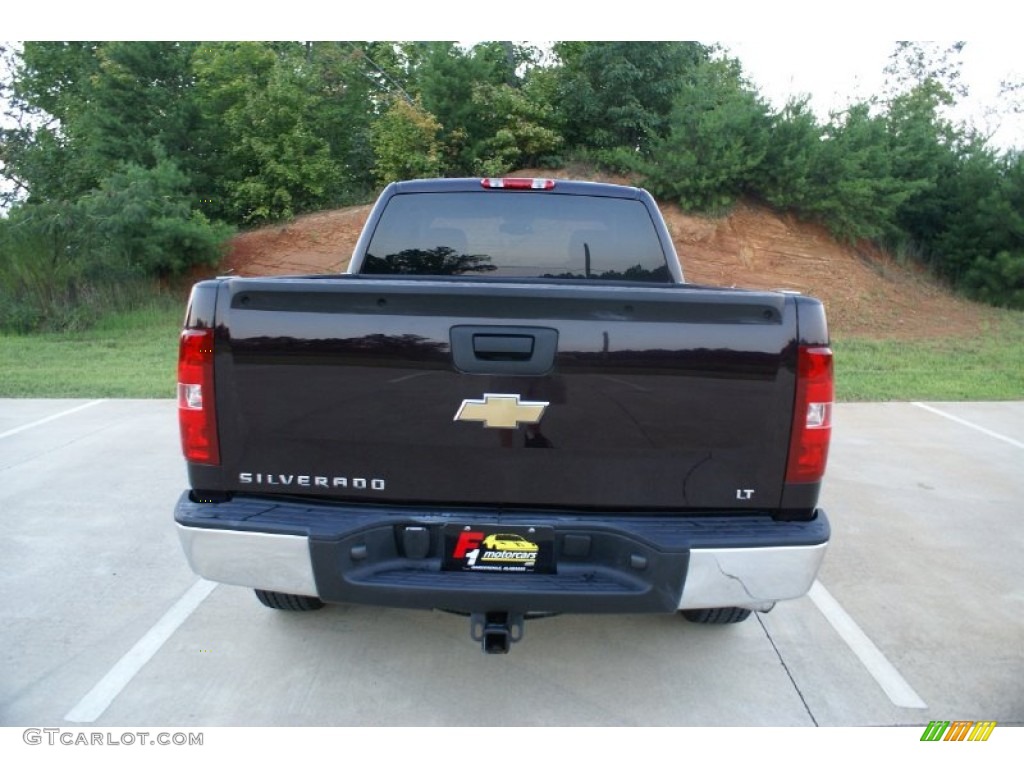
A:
[724,39,1023,150]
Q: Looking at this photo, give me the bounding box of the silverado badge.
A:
[454,394,549,429]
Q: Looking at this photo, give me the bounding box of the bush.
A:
[0,158,230,332]
[0,231,167,333]
[371,98,444,185]
[962,251,1024,309]
[643,57,770,214]
[76,159,232,277]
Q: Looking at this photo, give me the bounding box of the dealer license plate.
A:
[442,524,555,574]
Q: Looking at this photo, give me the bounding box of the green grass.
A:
[1,301,1022,402]
[0,302,182,397]
[834,312,1024,401]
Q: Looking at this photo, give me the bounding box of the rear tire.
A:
[255,589,325,611]
[680,607,752,624]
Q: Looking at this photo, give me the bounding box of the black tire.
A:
[254,589,325,611]
[680,607,752,624]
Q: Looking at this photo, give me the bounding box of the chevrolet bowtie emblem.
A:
[454,394,549,429]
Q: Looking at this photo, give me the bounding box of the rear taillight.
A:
[786,346,833,484]
[481,177,555,190]
[178,328,220,465]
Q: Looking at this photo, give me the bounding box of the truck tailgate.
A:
[205,276,800,512]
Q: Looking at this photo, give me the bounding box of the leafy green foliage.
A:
[0,209,169,333]
[933,149,1024,306]
[552,42,710,153]
[470,83,563,175]
[405,42,506,175]
[2,39,1023,325]
[963,251,1024,309]
[3,42,203,204]
[371,98,444,185]
[756,99,824,211]
[644,56,771,212]
[801,104,913,241]
[75,159,232,276]
[83,42,201,171]
[1,42,104,204]
[191,42,349,222]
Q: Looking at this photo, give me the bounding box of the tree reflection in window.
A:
[362,247,498,275]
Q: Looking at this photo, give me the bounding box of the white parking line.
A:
[911,402,1024,449]
[0,399,106,440]
[64,579,217,723]
[808,581,927,709]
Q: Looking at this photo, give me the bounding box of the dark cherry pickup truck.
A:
[175,177,833,653]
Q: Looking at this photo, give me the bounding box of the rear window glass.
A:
[362,191,671,282]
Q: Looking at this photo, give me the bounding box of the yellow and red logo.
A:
[453,530,539,569]
[444,525,559,574]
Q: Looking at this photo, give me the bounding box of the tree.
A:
[75,158,232,277]
[882,41,968,105]
[755,98,824,212]
[306,42,392,199]
[371,98,443,184]
[404,42,502,175]
[470,83,562,175]
[80,42,201,172]
[644,55,771,212]
[1,42,105,203]
[876,42,970,265]
[2,42,203,204]
[802,104,910,242]
[191,42,346,222]
[2,42,231,269]
[936,147,1024,303]
[552,41,710,154]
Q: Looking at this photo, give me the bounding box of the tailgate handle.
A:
[451,326,558,375]
[473,334,534,361]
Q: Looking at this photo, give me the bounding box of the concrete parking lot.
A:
[0,399,1021,726]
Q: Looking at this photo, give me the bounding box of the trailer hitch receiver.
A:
[470,612,524,654]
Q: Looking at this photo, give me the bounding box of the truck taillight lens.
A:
[786,346,833,484]
[178,328,220,465]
